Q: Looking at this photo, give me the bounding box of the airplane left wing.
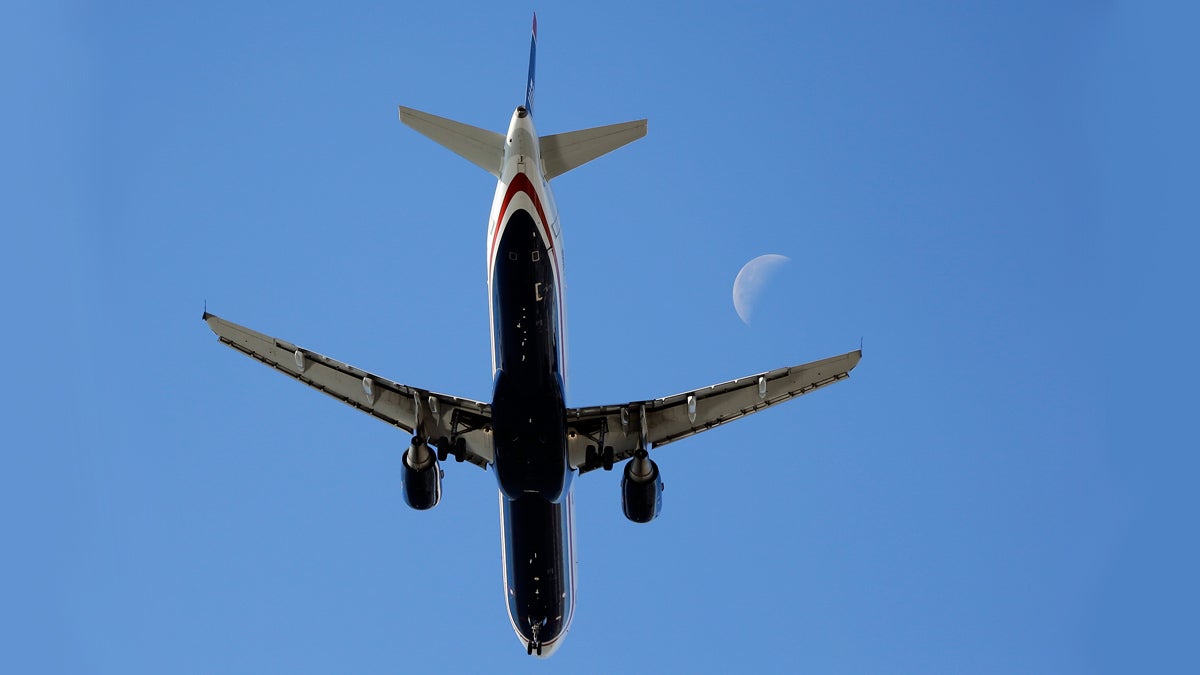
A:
[204,313,493,469]
[566,350,861,473]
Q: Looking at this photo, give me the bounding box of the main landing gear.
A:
[435,436,467,463]
[585,444,615,472]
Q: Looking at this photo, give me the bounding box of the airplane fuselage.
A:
[487,106,575,657]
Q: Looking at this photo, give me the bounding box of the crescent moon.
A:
[732,254,791,325]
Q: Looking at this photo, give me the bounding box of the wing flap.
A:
[205,313,494,468]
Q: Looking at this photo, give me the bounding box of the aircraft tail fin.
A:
[525,13,537,115]
[398,106,506,178]
[540,119,647,180]
[400,14,646,181]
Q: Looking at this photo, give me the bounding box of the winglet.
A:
[525,13,537,116]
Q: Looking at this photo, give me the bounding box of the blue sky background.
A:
[4,1,1197,672]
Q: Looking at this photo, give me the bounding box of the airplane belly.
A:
[499,492,575,656]
[490,209,570,501]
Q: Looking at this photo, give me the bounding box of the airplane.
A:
[203,15,861,658]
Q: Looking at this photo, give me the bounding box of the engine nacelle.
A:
[621,449,663,523]
[401,440,442,510]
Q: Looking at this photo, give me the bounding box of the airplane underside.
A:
[490,209,570,502]
[500,493,573,656]
[491,208,574,655]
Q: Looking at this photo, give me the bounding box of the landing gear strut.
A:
[526,617,545,656]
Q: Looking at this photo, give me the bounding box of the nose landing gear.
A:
[525,617,546,656]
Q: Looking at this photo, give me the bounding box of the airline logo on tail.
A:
[525,14,537,115]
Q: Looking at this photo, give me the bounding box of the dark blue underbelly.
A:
[490,209,569,501]
[501,493,573,649]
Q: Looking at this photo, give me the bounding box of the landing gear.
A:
[435,436,467,463]
[527,617,545,656]
[585,445,615,472]
[576,417,614,473]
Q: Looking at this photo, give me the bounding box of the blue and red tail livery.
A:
[525,13,537,115]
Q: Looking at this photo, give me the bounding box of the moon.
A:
[733,254,791,325]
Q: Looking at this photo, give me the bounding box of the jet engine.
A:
[620,449,663,523]
[401,437,442,510]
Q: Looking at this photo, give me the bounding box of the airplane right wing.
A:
[565,350,861,473]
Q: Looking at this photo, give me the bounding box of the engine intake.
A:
[621,449,663,523]
[401,437,442,510]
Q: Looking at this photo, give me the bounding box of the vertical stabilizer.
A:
[525,13,537,115]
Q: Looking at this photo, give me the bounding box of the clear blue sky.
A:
[5,1,1197,672]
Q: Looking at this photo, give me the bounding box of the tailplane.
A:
[398,106,506,178]
[540,120,647,179]
[398,14,647,180]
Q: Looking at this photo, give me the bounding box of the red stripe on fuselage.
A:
[490,172,554,271]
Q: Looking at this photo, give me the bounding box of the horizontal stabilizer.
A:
[540,119,647,180]
[399,106,506,178]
